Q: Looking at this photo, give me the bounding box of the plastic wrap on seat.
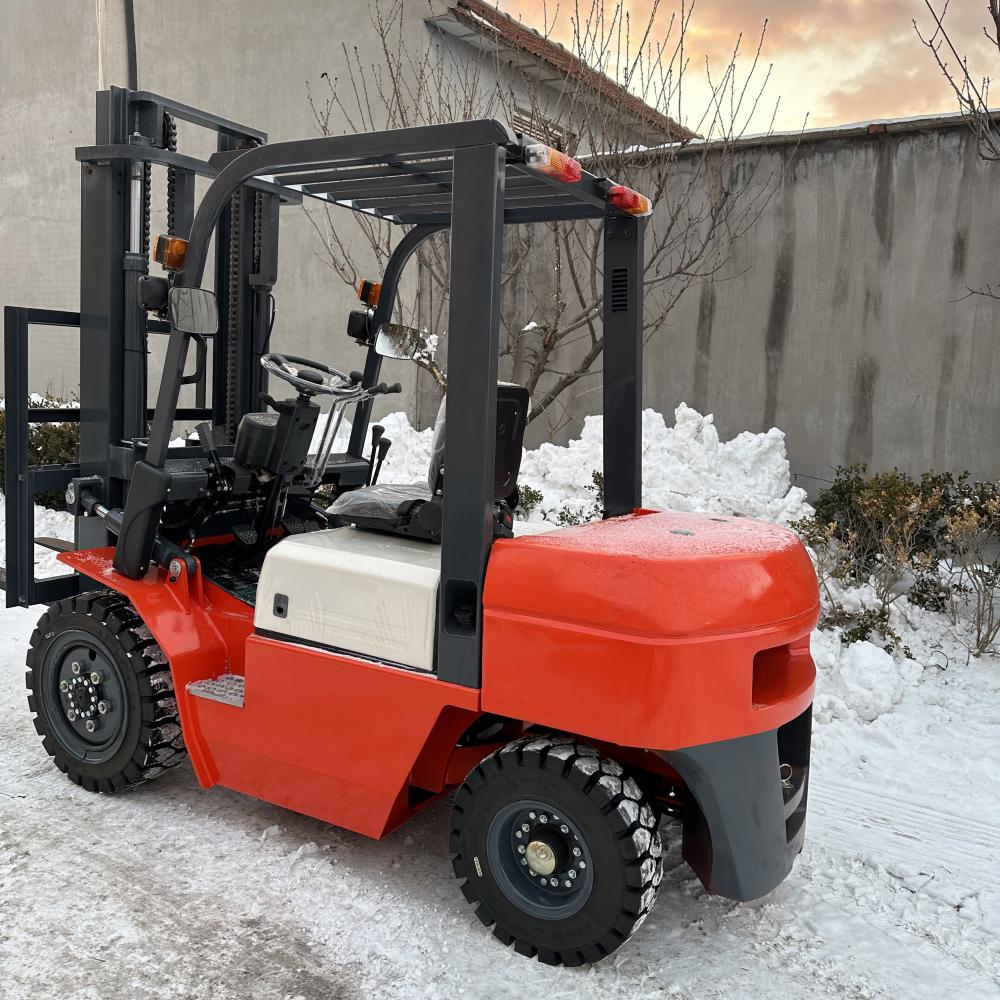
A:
[328,483,431,523]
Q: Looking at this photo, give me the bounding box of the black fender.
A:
[661,705,812,901]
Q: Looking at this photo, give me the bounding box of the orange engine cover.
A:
[482,509,819,751]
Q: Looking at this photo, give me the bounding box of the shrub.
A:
[796,465,1000,657]
[514,484,544,518]
[556,470,604,525]
[943,480,1000,656]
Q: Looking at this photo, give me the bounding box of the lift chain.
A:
[165,112,178,237]
[224,191,242,442]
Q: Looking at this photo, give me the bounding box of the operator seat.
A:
[327,383,529,542]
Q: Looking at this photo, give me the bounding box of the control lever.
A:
[195,422,226,482]
[371,437,392,486]
[366,425,385,486]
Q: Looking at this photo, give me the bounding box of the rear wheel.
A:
[449,734,663,966]
[26,591,186,792]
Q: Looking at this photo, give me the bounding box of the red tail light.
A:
[607,184,653,217]
[524,143,582,183]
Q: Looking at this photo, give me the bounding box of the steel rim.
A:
[39,630,130,765]
[486,798,595,920]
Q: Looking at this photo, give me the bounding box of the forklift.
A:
[4,88,819,966]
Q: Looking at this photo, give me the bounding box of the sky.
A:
[497,0,999,133]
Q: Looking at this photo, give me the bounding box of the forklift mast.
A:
[4,88,290,607]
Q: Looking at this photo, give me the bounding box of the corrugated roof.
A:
[428,0,694,146]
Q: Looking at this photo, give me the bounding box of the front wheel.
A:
[449,734,663,966]
[26,591,187,792]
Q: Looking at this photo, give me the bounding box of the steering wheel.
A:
[261,353,360,397]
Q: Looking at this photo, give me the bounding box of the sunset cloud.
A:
[498,0,998,130]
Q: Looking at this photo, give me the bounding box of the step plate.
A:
[188,674,245,708]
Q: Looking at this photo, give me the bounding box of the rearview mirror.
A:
[168,287,219,336]
[375,323,433,361]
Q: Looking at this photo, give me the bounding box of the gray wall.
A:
[639,125,1000,487]
[2,2,998,483]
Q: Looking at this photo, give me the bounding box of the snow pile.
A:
[520,404,810,523]
[811,630,924,725]
[339,402,810,523]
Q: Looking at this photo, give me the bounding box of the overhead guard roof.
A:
[229,118,623,226]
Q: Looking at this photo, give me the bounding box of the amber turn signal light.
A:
[358,279,382,307]
[606,184,653,217]
[153,234,188,271]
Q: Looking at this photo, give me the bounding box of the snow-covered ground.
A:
[1,406,999,999]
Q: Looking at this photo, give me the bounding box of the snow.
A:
[2,404,999,998]
[344,402,812,525]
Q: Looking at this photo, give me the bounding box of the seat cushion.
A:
[328,482,432,525]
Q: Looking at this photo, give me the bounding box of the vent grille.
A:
[610,267,629,313]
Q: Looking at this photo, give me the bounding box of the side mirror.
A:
[375,322,431,361]
[168,287,219,336]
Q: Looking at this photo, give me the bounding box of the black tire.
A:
[449,734,663,966]
[25,590,187,792]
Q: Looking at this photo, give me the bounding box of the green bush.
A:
[795,465,1000,656]
[0,404,80,511]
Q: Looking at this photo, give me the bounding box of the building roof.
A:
[426,0,694,147]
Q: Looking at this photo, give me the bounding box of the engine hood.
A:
[485,509,819,639]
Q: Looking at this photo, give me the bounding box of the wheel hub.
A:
[43,638,128,758]
[61,664,104,728]
[525,839,556,876]
[487,799,595,919]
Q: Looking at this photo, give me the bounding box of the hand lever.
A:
[371,437,392,486]
[366,424,385,487]
[195,422,226,481]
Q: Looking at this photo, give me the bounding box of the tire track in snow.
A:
[808,777,1000,891]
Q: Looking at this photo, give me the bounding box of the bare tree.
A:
[917,1,1000,160]
[305,0,777,436]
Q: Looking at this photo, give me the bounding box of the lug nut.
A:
[560,824,569,834]
[564,880,571,888]
[66,709,77,721]
[517,845,525,854]
[71,662,81,675]
[85,720,96,733]
[572,847,581,857]
[520,858,528,866]
[59,680,69,692]
[97,701,109,715]
[579,861,587,869]
[569,869,577,878]
[521,823,530,833]
[528,811,536,820]
[539,814,548,823]
[90,671,102,685]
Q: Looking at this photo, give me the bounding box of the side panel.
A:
[195,634,480,838]
[482,609,815,751]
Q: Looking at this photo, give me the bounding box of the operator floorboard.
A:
[196,546,264,607]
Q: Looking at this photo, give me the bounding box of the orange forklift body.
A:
[59,508,817,850]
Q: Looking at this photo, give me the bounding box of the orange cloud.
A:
[497,0,998,129]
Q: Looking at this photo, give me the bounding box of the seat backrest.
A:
[426,383,529,501]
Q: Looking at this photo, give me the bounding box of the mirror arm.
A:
[369,223,447,333]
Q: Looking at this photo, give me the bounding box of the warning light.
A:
[357,279,382,307]
[606,184,653,217]
[153,234,188,271]
[524,143,582,183]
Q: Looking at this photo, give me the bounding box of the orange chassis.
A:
[60,508,818,902]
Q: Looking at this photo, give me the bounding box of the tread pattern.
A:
[450,733,663,966]
[25,590,187,792]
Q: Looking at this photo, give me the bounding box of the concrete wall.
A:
[639,125,1000,487]
[2,3,998,484]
